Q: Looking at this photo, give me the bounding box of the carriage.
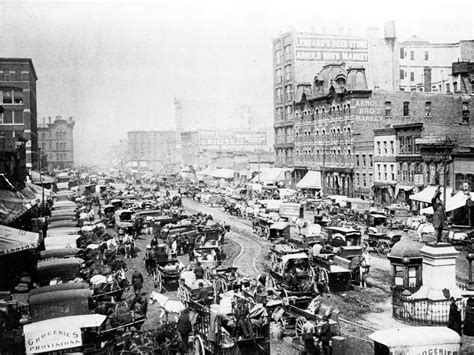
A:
[102,204,115,227]
[364,231,402,256]
[188,296,269,355]
[36,257,84,286]
[266,250,318,298]
[155,258,185,293]
[177,271,215,305]
[253,216,284,240]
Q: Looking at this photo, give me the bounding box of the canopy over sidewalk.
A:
[296,171,322,189]
[0,225,39,256]
[409,185,453,203]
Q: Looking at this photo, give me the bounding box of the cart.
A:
[155,258,184,293]
[364,231,402,256]
[189,298,269,355]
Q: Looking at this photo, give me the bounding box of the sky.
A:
[0,0,472,165]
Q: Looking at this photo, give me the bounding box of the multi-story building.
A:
[127,131,176,172]
[273,22,400,169]
[373,128,398,205]
[0,58,38,171]
[294,64,472,200]
[399,37,474,93]
[38,116,75,171]
[181,130,269,171]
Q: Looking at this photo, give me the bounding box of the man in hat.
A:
[318,315,331,355]
[132,269,144,295]
[302,318,316,355]
[177,308,192,352]
[144,244,156,277]
[196,281,209,304]
[194,261,205,280]
[448,297,462,335]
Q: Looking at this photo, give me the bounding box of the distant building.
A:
[0,58,38,171]
[181,130,270,171]
[38,116,75,171]
[399,37,474,93]
[127,131,176,171]
[273,22,399,168]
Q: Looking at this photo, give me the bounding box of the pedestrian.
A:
[448,297,462,336]
[176,308,192,353]
[194,261,204,280]
[132,269,144,295]
[144,245,156,277]
[432,187,446,244]
[188,241,194,262]
[360,248,371,288]
[318,315,332,355]
[302,319,316,355]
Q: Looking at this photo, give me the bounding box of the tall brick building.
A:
[38,116,75,171]
[0,58,38,171]
[273,22,400,169]
[293,64,472,199]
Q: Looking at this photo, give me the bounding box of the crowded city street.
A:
[1,1,473,354]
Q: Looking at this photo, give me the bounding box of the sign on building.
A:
[199,131,267,151]
[295,36,369,62]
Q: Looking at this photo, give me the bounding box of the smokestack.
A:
[347,67,368,91]
[424,67,432,92]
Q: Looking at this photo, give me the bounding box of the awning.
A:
[0,225,39,255]
[0,189,33,224]
[251,168,289,184]
[31,171,56,184]
[409,185,453,203]
[296,171,322,189]
[24,314,107,354]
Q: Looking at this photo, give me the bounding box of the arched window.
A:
[322,108,326,118]
[347,127,351,139]
[336,105,340,116]
[315,109,319,119]
[56,142,59,150]
[347,103,351,115]
[55,131,59,139]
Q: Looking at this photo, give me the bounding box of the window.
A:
[3,110,12,123]
[385,101,391,116]
[362,173,367,187]
[391,164,395,181]
[446,83,451,93]
[347,103,351,116]
[400,70,405,80]
[394,265,404,286]
[384,164,387,180]
[410,72,414,82]
[424,51,429,61]
[3,90,12,104]
[377,164,381,180]
[410,51,414,60]
[13,110,23,124]
[355,154,359,167]
[400,48,405,59]
[369,154,373,167]
[408,267,418,288]
[355,173,360,186]
[369,173,373,185]
[362,154,366,167]
[377,141,381,155]
[3,70,9,81]
[390,141,394,154]
[425,101,432,117]
[383,141,387,154]
[453,82,458,92]
[462,101,470,125]
[403,101,409,116]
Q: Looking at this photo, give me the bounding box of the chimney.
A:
[347,67,368,91]
[424,67,432,92]
[384,21,396,39]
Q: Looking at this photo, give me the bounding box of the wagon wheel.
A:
[295,317,307,337]
[375,241,391,256]
[193,335,205,355]
[155,272,163,293]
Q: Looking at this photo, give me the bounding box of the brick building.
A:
[127,131,176,172]
[294,64,472,200]
[399,37,474,93]
[38,116,75,171]
[273,22,400,169]
[0,58,38,171]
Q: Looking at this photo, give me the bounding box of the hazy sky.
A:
[0,0,472,164]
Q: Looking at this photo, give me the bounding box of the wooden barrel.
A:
[270,322,283,340]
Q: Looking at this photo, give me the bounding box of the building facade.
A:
[273,22,400,169]
[181,130,270,171]
[127,131,176,172]
[399,38,474,93]
[373,128,398,205]
[0,58,38,170]
[38,116,75,171]
[293,64,473,200]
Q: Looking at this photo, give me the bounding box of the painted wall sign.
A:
[25,327,82,354]
[353,99,384,122]
[295,35,369,62]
